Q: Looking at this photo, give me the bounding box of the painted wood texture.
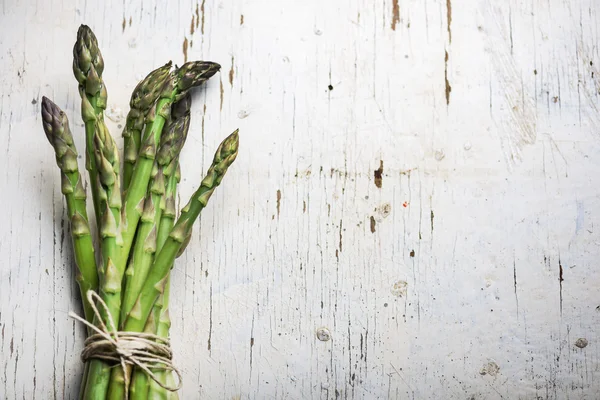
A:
[1,0,599,398]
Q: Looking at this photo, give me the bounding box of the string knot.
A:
[69,291,182,399]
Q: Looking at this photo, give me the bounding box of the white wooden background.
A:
[1,0,600,399]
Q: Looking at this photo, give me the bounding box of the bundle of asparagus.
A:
[41,24,239,399]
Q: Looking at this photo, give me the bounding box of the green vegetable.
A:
[44,24,236,400]
[122,62,173,191]
[41,97,98,324]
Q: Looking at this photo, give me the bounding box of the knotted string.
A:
[69,290,182,399]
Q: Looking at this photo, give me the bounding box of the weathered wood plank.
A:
[0,0,599,398]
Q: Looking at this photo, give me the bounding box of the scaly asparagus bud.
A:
[123,62,173,190]
[73,25,106,106]
[41,97,98,323]
[73,24,108,233]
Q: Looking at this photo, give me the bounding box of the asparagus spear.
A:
[73,24,107,229]
[93,119,123,323]
[41,97,98,323]
[144,277,173,400]
[157,161,181,250]
[80,108,123,400]
[72,25,122,400]
[128,96,191,399]
[86,62,220,400]
[123,129,239,334]
[150,163,181,400]
[121,93,192,324]
[122,62,173,191]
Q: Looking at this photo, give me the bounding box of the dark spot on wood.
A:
[276,189,281,217]
[303,200,306,213]
[430,210,434,232]
[374,160,383,188]
[240,14,244,25]
[559,259,564,315]
[200,0,205,33]
[384,303,388,307]
[575,338,588,349]
[339,220,343,252]
[513,260,519,315]
[391,0,400,30]
[534,69,538,75]
[182,37,189,63]
[129,17,132,26]
[328,84,334,91]
[194,3,200,29]
[444,50,452,105]
[191,16,195,35]
[219,78,224,111]
[31,98,37,104]
[250,337,255,347]
[559,262,564,282]
[370,216,376,233]
[410,250,415,257]
[122,17,126,32]
[190,40,193,48]
[446,0,452,43]
[229,57,235,86]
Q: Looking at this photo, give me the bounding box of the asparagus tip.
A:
[41,96,68,144]
[176,61,221,93]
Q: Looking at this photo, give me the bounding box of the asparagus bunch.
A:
[41,24,239,400]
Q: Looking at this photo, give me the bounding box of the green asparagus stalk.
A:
[73,24,107,229]
[80,108,123,400]
[145,277,173,400]
[93,120,123,322]
[128,294,162,400]
[122,62,173,190]
[121,93,192,324]
[122,129,239,334]
[152,161,181,400]
[157,161,181,250]
[41,97,98,323]
[73,25,123,400]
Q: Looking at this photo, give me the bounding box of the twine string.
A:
[69,290,182,399]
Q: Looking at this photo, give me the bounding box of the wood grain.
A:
[1,0,599,398]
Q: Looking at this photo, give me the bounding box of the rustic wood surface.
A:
[1,0,599,398]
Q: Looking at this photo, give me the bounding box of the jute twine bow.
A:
[69,290,182,399]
